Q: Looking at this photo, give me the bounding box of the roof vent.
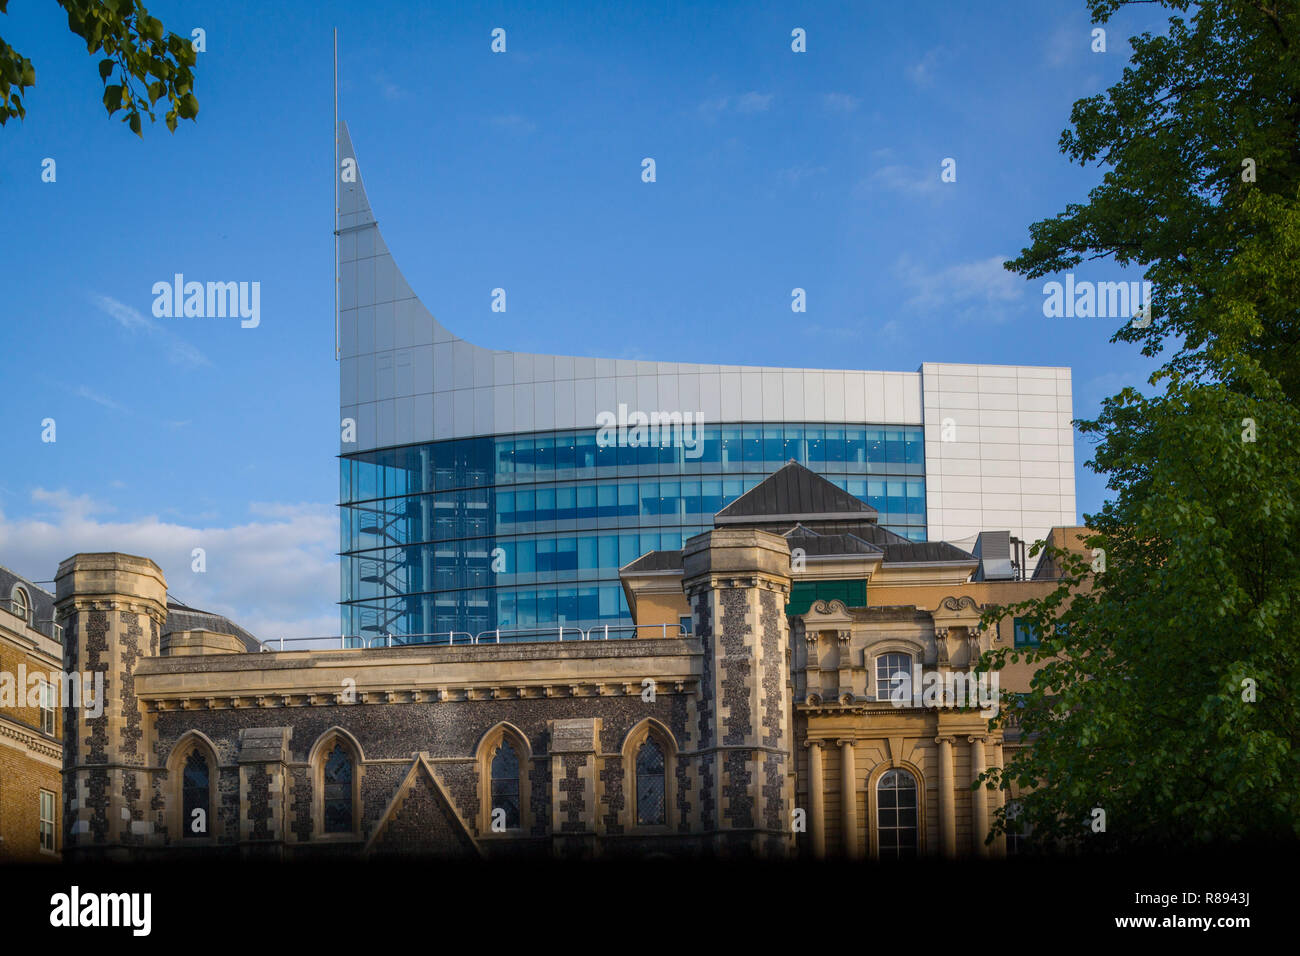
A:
[973,531,1016,581]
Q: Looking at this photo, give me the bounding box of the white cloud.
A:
[857,163,944,199]
[822,92,860,113]
[778,163,827,186]
[896,254,1024,319]
[488,114,537,134]
[802,323,864,341]
[91,294,211,367]
[0,490,338,641]
[74,386,126,412]
[734,91,773,113]
[907,48,943,86]
[94,294,153,332]
[374,72,407,100]
[698,92,773,119]
[1045,24,1078,68]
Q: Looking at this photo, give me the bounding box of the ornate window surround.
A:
[871,647,918,703]
[865,759,926,859]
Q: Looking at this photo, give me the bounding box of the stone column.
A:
[990,739,1007,857]
[969,735,990,857]
[806,740,825,859]
[935,735,956,858]
[838,738,858,858]
[55,553,167,861]
[682,529,794,858]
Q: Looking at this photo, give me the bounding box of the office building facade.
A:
[336,123,1077,640]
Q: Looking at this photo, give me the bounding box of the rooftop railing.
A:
[258,622,689,652]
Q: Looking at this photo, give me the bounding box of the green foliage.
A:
[981,376,1300,849]
[1007,0,1300,396]
[989,0,1300,851]
[0,0,198,134]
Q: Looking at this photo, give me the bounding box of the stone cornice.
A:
[0,716,62,763]
[143,677,700,712]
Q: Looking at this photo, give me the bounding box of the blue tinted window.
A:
[343,420,930,635]
[846,427,867,465]
[782,425,802,462]
[721,428,742,472]
[805,427,825,467]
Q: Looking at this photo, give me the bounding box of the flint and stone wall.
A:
[57,542,795,860]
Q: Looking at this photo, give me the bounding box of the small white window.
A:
[11,586,30,623]
[39,789,56,852]
[39,680,56,735]
[875,652,912,701]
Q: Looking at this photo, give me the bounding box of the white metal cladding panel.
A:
[920,362,1078,562]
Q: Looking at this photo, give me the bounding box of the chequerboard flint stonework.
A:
[55,462,1086,860]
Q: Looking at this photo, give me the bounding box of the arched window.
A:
[622,719,677,830]
[875,652,912,702]
[1006,799,1032,855]
[490,740,521,830]
[181,750,210,840]
[323,743,355,834]
[635,738,666,826]
[11,586,30,624]
[876,769,918,858]
[167,733,219,843]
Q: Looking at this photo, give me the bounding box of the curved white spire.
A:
[337,120,924,454]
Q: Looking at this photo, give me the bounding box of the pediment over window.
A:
[800,599,854,629]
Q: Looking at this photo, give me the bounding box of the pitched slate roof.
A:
[785,523,974,565]
[880,539,977,564]
[621,550,684,573]
[164,601,263,652]
[715,461,878,524]
[784,526,883,557]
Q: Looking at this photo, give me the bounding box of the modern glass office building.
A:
[336,123,1077,640]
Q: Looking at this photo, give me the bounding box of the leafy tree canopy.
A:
[0,0,198,134]
[987,0,1300,851]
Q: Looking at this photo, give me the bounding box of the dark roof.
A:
[164,601,263,652]
[880,540,976,564]
[784,528,883,557]
[0,563,59,641]
[621,550,683,573]
[784,524,975,565]
[715,461,878,524]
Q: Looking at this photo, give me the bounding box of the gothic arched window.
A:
[323,743,355,834]
[635,738,667,826]
[491,741,521,830]
[181,749,210,839]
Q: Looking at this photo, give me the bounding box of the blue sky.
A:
[0,0,1168,636]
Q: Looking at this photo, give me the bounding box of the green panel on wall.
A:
[786,579,866,616]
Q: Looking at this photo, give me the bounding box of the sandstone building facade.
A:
[52,464,1080,861]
